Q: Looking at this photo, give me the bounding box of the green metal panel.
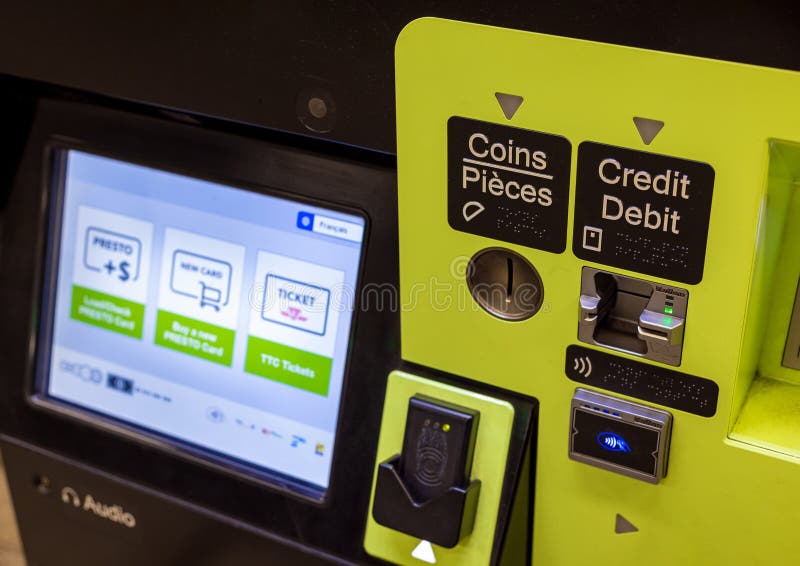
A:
[364,371,515,565]
[392,17,800,566]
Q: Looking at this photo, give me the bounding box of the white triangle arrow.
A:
[495,92,524,120]
[411,540,437,564]
[632,117,664,145]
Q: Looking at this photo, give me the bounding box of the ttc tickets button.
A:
[262,274,331,336]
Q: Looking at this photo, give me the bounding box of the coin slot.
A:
[506,257,513,300]
[467,248,544,321]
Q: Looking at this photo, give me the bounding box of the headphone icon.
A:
[60,487,81,508]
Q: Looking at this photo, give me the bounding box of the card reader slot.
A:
[637,326,670,341]
[579,268,688,366]
[591,281,652,355]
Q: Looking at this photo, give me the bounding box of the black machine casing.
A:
[0,84,536,566]
[1,3,798,154]
[2,438,343,566]
[1,2,799,566]
[0,92,400,564]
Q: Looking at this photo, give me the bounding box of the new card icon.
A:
[170,251,233,312]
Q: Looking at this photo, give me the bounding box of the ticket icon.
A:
[262,275,331,335]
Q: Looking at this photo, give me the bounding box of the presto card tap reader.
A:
[398,395,480,502]
[373,394,482,548]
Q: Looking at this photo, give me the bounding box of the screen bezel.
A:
[0,88,400,560]
[32,144,370,501]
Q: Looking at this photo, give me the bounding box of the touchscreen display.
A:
[41,150,365,493]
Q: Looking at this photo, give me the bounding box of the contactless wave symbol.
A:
[573,355,593,378]
[415,427,448,487]
[597,432,631,453]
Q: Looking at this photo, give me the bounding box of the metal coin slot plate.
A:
[579,267,688,366]
[466,248,544,321]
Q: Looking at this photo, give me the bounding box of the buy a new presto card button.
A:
[262,275,331,336]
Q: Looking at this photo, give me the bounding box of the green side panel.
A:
[731,377,800,458]
[154,309,235,366]
[244,335,332,396]
[755,141,800,385]
[70,284,144,339]
[364,370,515,566]
[395,17,800,566]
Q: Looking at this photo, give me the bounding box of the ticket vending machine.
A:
[1,5,800,566]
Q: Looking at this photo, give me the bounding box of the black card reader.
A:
[372,394,482,548]
[399,395,480,501]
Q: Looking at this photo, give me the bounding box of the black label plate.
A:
[565,345,718,417]
[448,117,571,253]
[572,142,715,284]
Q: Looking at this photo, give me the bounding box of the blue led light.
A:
[597,431,632,453]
